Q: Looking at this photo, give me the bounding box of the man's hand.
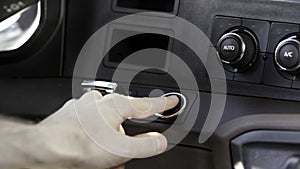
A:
[33,90,179,169]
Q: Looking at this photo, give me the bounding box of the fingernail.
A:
[155,134,168,154]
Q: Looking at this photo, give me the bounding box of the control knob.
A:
[217,29,258,72]
[275,35,300,74]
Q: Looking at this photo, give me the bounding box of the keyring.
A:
[155,92,187,119]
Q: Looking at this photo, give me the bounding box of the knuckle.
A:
[105,93,123,100]
[88,90,101,96]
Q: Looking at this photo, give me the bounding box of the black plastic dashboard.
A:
[1,0,300,169]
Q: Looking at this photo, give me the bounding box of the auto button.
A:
[216,28,258,72]
[219,35,242,62]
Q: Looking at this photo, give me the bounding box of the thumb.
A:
[129,132,168,158]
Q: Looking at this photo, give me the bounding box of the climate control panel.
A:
[209,16,300,90]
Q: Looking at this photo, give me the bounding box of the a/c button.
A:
[278,44,299,69]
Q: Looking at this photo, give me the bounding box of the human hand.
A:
[37,90,179,169]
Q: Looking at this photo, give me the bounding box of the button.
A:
[278,44,299,69]
[219,37,241,62]
[275,36,300,73]
[155,92,187,119]
[216,28,258,72]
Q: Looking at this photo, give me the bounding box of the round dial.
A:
[217,29,258,72]
[275,35,300,74]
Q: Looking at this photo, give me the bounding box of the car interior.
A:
[2,0,300,169]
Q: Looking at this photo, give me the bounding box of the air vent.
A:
[113,0,179,14]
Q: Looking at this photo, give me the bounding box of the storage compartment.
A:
[104,24,174,73]
[231,130,300,169]
[106,30,170,69]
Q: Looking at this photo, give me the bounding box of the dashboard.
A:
[1,0,300,169]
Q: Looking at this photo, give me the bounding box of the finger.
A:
[111,164,125,169]
[127,132,168,158]
[119,125,125,135]
[76,90,103,116]
[129,95,179,119]
[79,90,103,102]
[101,93,179,120]
[39,99,76,125]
